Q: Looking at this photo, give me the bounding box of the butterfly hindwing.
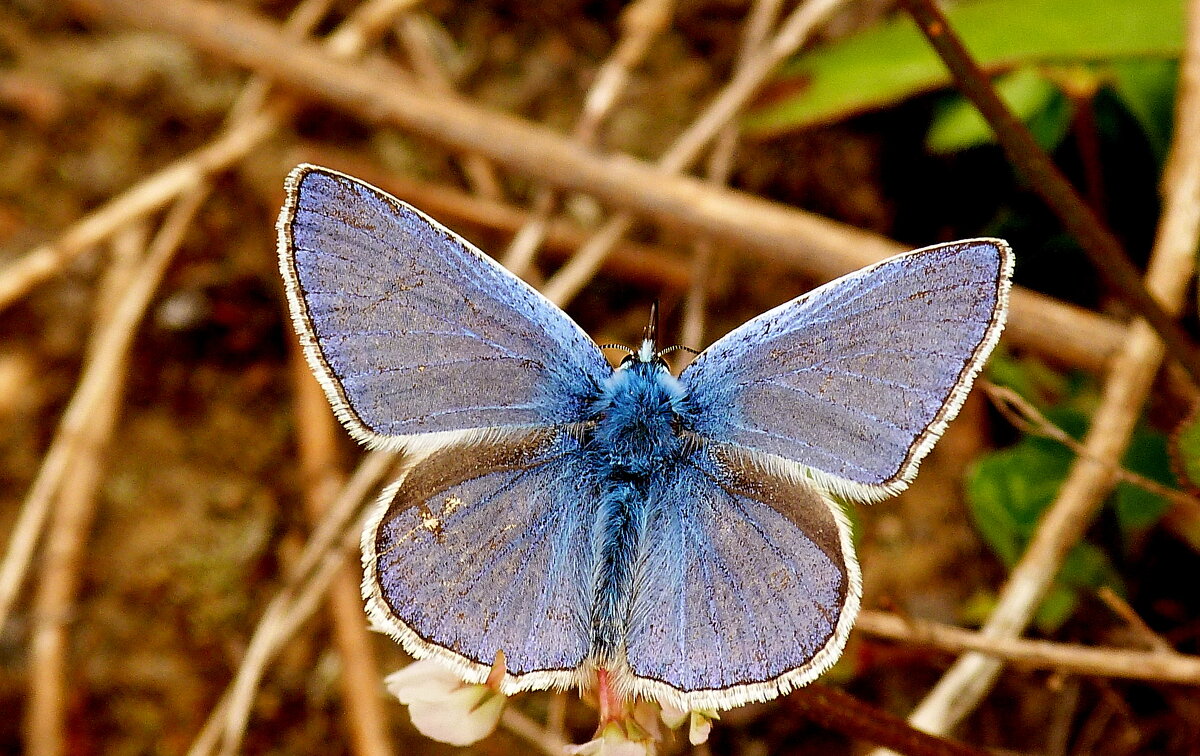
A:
[278,165,610,447]
[681,239,1012,497]
[624,445,859,710]
[363,429,597,690]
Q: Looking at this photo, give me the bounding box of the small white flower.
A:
[385,659,505,746]
[658,704,718,746]
[687,710,718,745]
[567,721,655,756]
[657,702,688,730]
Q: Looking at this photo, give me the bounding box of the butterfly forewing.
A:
[681,239,1011,497]
[364,430,597,689]
[278,165,609,447]
[624,446,859,710]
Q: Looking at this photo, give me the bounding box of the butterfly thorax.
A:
[588,359,689,473]
[586,356,691,664]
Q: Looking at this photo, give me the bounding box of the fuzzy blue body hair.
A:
[586,360,689,661]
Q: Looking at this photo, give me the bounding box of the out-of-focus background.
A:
[2,0,1199,754]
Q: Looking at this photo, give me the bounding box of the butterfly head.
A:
[605,302,699,374]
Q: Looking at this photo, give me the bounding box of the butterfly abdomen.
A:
[587,360,690,664]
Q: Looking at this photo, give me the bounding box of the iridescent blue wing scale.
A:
[363,430,597,690]
[623,446,859,710]
[681,239,1012,499]
[278,164,609,448]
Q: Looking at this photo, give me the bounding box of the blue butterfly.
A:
[277,164,1012,711]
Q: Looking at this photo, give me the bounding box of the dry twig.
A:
[680,0,782,348]
[290,354,394,756]
[855,610,1200,685]
[66,0,1127,372]
[23,225,143,756]
[540,0,849,307]
[871,0,1200,748]
[499,0,677,278]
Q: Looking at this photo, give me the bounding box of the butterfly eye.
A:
[619,354,636,368]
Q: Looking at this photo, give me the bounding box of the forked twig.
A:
[681,0,782,348]
[499,0,677,278]
[983,382,1200,521]
[871,0,1200,748]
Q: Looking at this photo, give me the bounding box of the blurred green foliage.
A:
[746,0,1182,148]
[965,355,1176,630]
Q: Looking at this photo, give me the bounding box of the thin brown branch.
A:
[65,0,1126,372]
[541,0,848,308]
[23,225,143,756]
[876,0,1200,746]
[681,0,782,348]
[398,12,503,200]
[1095,587,1175,654]
[855,610,1200,685]
[0,0,416,313]
[290,355,393,756]
[900,0,1200,387]
[0,188,207,634]
[788,685,992,756]
[983,382,1200,549]
[0,114,273,311]
[500,0,677,277]
[188,450,398,756]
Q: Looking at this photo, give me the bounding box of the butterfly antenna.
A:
[657,344,700,358]
[598,343,635,355]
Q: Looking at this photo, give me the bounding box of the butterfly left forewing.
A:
[278,165,609,452]
[622,445,860,711]
[363,429,598,692]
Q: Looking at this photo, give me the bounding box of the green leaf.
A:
[1035,584,1079,631]
[966,428,1124,631]
[967,439,1073,566]
[1171,406,1200,491]
[1108,58,1179,159]
[746,0,1184,136]
[927,66,1067,153]
[1114,427,1174,539]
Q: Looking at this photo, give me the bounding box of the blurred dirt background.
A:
[2,0,1199,754]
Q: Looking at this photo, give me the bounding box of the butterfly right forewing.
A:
[681,239,1012,500]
